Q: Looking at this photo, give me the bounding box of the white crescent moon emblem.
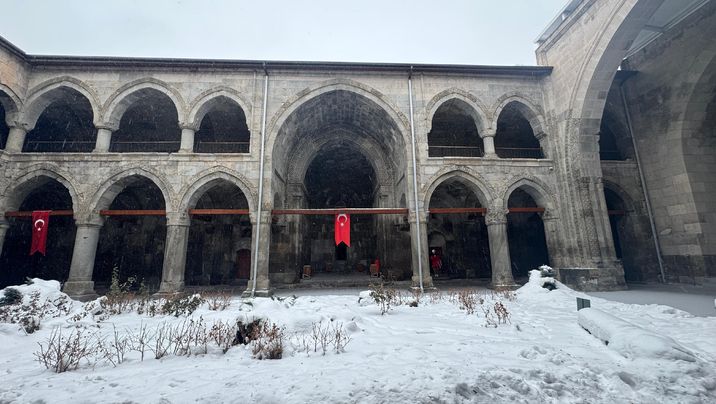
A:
[34,219,45,230]
[337,214,348,226]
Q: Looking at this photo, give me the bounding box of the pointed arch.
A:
[88,167,173,213]
[187,87,252,130]
[178,167,256,211]
[423,168,493,209]
[102,78,186,128]
[490,95,546,137]
[425,89,489,134]
[501,177,557,213]
[266,78,411,154]
[0,84,22,124]
[21,77,101,130]
[2,165,80,213]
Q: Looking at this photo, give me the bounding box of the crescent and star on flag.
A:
[30,210,51,256]
[334,213,351,247]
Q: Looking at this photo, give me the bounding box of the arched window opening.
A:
[0,102,9,149]
[93,177,166,292]
[428,99,483,157]
[507,188,549,279]
[0,179,75,287]
[599,121,624,160]
[495,103,543,158]
[24,89,96,153]
[428,178,491,280]
[186,182,251,286]
[110,90,180,152]
[195,98,250,153]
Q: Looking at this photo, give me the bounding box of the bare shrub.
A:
[171,317,209,356]
[482,306,497,328]
[494,301,511,324]
[428,290,443,304]
[128,322,152,361]
[310,321,333,355]
[204,291,232,311]
[97,324,130,367]
[331,322,352,354]
[34,327,97,373]
[151,323,174,359]
[457,291,479,315]
[251,321,284,360]
[209,320,239,353]
[369,282,397,315]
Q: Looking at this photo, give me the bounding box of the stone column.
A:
[158,214,191,293]
[541,212,565,271]
[243,210,272,296]
[409,211,434,289]
[485,208,515,288]
[481,129,497,158]
[93,127,113,152]
[64,219,103,300]
[0,218,10,257]
[179,126,195,153]
[5,126,27,152]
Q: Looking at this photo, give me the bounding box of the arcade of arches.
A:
[2,0,716,297]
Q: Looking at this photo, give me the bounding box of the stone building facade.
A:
[1,0,714,298]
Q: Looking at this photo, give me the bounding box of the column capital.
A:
[180,122,199,132]
[485,208,508,226]
[73,211,104,227]
[480,128,496,139]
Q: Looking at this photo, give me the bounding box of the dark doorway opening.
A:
[185,181,251,286]
[0,179,76,288]
[507,188,549,279]
[427,178,491,279]
[93,177,166,292]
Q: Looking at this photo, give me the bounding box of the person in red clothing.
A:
[430,249,442,277]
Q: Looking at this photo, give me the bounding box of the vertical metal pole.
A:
[620,84,666,283]
[251,64,269,297]
[408,69,424,292]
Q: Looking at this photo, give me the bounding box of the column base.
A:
[489,282,520,290]
[158,281,184,294]
[411,274,434,289]
[242,278,272,297]
[62,281,98,301]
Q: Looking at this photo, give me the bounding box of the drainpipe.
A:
[408,67,424,292]
[620,84,666,283]
[251,63,269,297]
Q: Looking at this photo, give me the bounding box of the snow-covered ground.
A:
[589,283,716,317]
[1,273,715,404]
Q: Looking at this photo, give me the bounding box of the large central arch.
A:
[268,86,411,283]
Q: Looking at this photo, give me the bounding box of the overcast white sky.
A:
[0,0,567,65]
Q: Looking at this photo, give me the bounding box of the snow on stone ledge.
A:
[578,307,696,362]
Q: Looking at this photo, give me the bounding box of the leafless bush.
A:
[204,291,232,311]
[251,321,284,360]
[428,290,444,304]
[34,327,97,373]
[457,291,481,315]
[494,301,511,324]
[369,282,397,315]
[151,323,173,359]
[96,324,130,367]
[292,321,351,356]
[128,322,152,361]
[482,306,498,328]
[172,317,209,356]
[310,321,333,355]
[209,320,238,353]
[331,322,352,354]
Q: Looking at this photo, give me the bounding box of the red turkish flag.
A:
[30,211,51,256]
[335,213,350,247]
